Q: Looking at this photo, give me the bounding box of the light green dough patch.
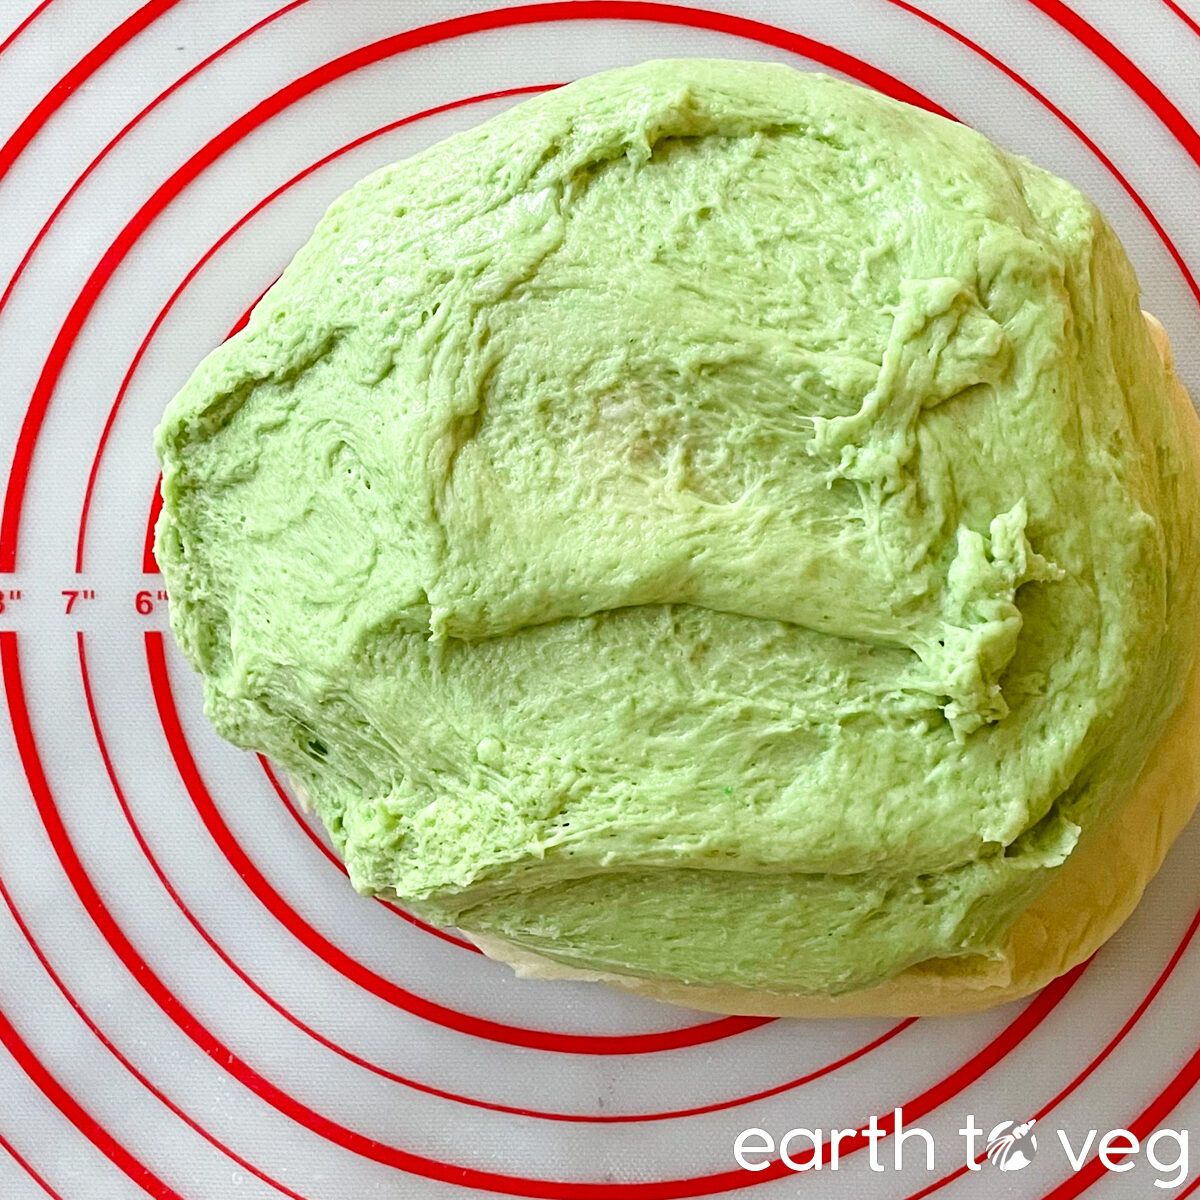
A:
[155,60,1200,996]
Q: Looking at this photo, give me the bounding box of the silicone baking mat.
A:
[2,1,1199,1197]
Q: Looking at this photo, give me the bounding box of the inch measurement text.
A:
[62,588,97,614]
[136,589,169,615]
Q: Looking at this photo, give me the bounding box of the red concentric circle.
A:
[3,2,1199,1197]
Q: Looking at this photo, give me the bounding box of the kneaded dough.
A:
[156,60,1200,1003]
[471,316,1200,1015]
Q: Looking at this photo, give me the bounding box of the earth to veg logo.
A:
[985,1118,1038,1171]
[733,1110,1189,1187]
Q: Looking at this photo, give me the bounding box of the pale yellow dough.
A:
[469,314,1200,1017]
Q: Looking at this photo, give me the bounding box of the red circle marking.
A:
[105,0,1200,1176]
[14,10,950,1168]
[1178,1170,1200,1200]
[0,855,310,1200]
[2,2,1200,1190]
[887,0,1200,311]
[1037,1034,1200,1199]
[0,0,949,575]
[0,0,182,184]
[0,1127,66,1200]
[0,932,185,1200]
[1161,0,1200,40]
[64,622,1200,1196]
[899,870,1200,1198]
[4,4,1099,1180]
[77,3,1197,1074]
[1028,0,1200,174]
[0,0,57,60]
[0,1,313,325]
[42,637,1200,1186]
[2,627,1091,1195]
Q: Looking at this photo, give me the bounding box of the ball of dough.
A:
[156,60,1200,1005]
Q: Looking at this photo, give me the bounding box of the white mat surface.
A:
[1,2,1199,1196]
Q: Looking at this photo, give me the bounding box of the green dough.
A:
[155,60,1200,996]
